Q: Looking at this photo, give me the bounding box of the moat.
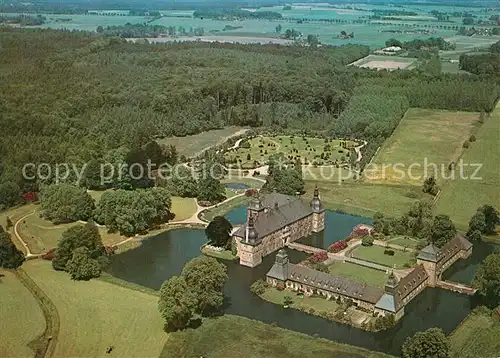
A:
[107,209,498,356]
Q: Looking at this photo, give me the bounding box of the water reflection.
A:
[107,217,498,356]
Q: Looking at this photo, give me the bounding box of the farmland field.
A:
[350,55,416,70]
[5,2,498,49]
[436,101,500,231]
[0,269,46,358]
[23,260,167,358]
[364,108,479,186]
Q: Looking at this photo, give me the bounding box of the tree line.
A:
[459,41,500,76]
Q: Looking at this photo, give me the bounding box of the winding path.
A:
[14,211,38,258]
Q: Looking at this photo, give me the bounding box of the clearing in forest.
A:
[364,108,479,186]
[350,55,416,70]
[436,102,500,231]
[158,126,247,158]
[224,135,357,169]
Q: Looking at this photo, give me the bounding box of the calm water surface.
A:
[107,211,497,356]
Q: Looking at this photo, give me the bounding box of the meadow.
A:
[305,181,429,217]
[449,308,500,358]
[170,196,197,221]
[350,55,416,70]
[0,269,46,358]
[364,108,479,186]
[436,101,500,231]
[160,314,392,358]
[22,260,167,357]
[17,211,125,254]
[158,126,246,158]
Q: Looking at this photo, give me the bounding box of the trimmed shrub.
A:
[308,251,328,263]
[328,240,347,253]
[384,249,395,256]
[463,140,470,148]
[361,236,374,246]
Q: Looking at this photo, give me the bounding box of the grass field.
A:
[170,196,197,221]
[23,260,167,357]
[18,211,125,253]
[327,261,388,288]
[450,309,500,358]
[160,314,392,358]
[306,182,428,217]
[225,135,356,169]
[388,236,421,249]
[158,126,246,158]
[261,286,340,312]
[365,108,479,186]
[351,245,414,269]
[0,269,46,358]
[302,165,356,183]
[436,102,500,231]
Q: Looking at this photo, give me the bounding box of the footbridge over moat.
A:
[286,242,326,254]
[436,280,477,296]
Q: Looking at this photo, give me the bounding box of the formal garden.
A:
[350,245,416,269]
[223,135,359,169]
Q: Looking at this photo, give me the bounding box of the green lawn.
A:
[201,195,249,222]
[305,182,427,217]
[351,245,414,269]
[387,236,421,249]
[170,196,197,221]
[261,286,340,313]
[436,102,500,231]
[450,309,500,358]
[160,314,392,358]
[18,212,126,253]
[225,135,356,169]
[0,204,38,251]
[158,126,246,158]
[327,262,389,288]
[23,260,167,358]
[302,165,356,183]
[365,108,479,186]
[0,269,46,358]
[201,246,237,261]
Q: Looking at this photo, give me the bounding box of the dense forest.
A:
[0,28,499,210]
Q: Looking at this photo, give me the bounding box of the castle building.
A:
[232,187,325,267]
[265,234,473,321]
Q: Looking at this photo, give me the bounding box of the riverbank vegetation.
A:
[160,314,393,358]
[449,306,500,358]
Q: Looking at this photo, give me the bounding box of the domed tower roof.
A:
[310,185,324,213]
[246,215,259,244]
[249,192,263,211]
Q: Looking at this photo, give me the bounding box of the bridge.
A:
[437,280,477,296]
[286,242,326,255]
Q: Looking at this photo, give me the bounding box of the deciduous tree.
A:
[429,214,456,247]
[0,226,25,269]
[181,256,228,316]
[40,184,95,223]
[66,247,101,281]
[401,328,450,358]
[205,216,233,248]
[158,275,197,331]
[472,250,500,307]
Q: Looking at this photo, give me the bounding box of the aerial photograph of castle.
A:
[0,0,499,357]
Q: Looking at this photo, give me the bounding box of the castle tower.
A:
[245,215,259,244]
[416,244,439,286]
[247,192,264,222]
[385,271,399,295]
[266,249,289,286]
[310,185,325,232]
